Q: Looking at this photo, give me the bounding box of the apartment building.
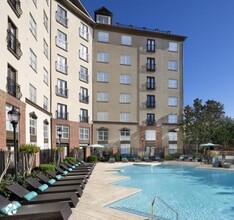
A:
[92,7,186,157]
[0,0,94,156]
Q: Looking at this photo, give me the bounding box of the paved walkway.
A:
[69,161,233,220]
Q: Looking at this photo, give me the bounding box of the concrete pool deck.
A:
[68,161,233,220]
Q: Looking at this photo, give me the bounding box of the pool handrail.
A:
[150,195,178,220]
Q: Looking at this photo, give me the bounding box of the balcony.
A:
[79,94,89,103]
[79,72,89,83]
[80,116,89,123]
[8,0,22,18]
[6,77,22,99]
[56,111,68,120]
[79,28,89,41]
[146,63,156,72]
[146,82,156,90]
[146,44,156,52]
[56,37,68,50]
[7,30,22,59]
[56,86,68,98]
[146,101,156,108]
[56,62,68,74]
[146,120,155,126]
[79,50,89,62]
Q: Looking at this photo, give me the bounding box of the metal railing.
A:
[150,195,178,220]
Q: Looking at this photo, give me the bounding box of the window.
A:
[57,103,68,119]
[145,130,156,141]
[168,144,177,154]
[29,84,37,103]
[80,108,88,122]
[43,96,48,110]
[96,14,111,24]
[97,72,109,82]
[146,95,155,108]
[79,22,88,41]
[8,0,22,17]
[29,13,37,38]
[80,87,89,103]
[43,67,48,85]
[169,132,177,141]
[29,49,37,71]
[120,55,131,65]
[79,66,88,83]
[43,39,48,58]
[146,77,155,89]
[168,79,178,89]
[147,58,155,71]
[97,52,109,63]
[56,30,67,50]
[120,74,131,85]
[147,39,156,52]
[97,128,108,141]
[168,60,178,71]
[147,113,155,126]
[97,31,109,42]
[121,35,132,46]
[120,129,130,141]
[97,112,108,121]
[168,114,178,124]
[120,112,130,122]
[80,127,89,140]
[97,92,108,102]
[120,144,130,155]
[57,79,68,97]
[30,117,37,135]
[169,42,178,52]
[56,55,67,73]
[56,5,68,27]
[43,122,48,139]
[56,125,69,139]
[168,97,178,107]
[43,10,48,31]
[79,44,88,61]
[7,65,19,98]
[120,93,131,103]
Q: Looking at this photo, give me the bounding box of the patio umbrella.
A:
[89,144,105,148]
[199,143,219,150]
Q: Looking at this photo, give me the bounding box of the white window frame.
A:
[120,55,131,65]
[169,42,178,52]
[97,72,109,82]
[120,144,131,155]
[43,67,48,85]
[43,39,48,58]
[97,112,108,121]
[97,92,109,102]
[168,114,178,124]
[56,125,69,139]
[168,97,178,107]
[168,79,178,89]
[29,49,37,71]
[43,96,48,110]
[29,13,37,38]
[97,129,108,141]
[169,132,177,141]
[30,117,37,135]
[96,14,110,24]
[168,60,178,71]
[56,5,68,27]
[120,93,131,103]
[79,66,88,82]
[56,30,67,50]
[120,112,130,122]
[97,52,109,63]
[97,31,109,42]
[43,10,48,31]
[145,130,156,141]
[121,35,132,46]
[120,130,130,141]
[43,122,48,139]
[79,44,88,62]
[79,127,89,140]
[56,55,67,73]
[29,84,37,103]
[79,22,88,41]
[120,74,131,85]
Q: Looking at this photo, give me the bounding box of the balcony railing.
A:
[56,111,68,120]
[80,116,89,123]
[79,72,89,83]
[79,50,89,62]
[146,82,156,90]
[8,0,22,18]
[146,101,156,108]
[56,86,68,98]
[6,77,22,99]
[146,44,156,52]
[7,30,22,59]
[79,94,89,103]
[146,120,156,126]
[146,63,156,71]
[56,37,68,50]
[79,28,89,41]
[56,11,68,27]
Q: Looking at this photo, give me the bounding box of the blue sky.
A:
[81,0,234,117]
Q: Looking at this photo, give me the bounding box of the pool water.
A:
[107,164,234,220]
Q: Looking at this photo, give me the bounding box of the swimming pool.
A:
[107,164,234,220]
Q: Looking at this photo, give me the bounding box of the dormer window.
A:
[96,14,111,24]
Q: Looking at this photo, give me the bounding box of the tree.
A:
[0,151,11,183]
[183,98,225,145]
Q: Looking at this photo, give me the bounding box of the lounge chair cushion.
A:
[23,191,38,201]
[56,175,62,180]
[63,171,68,175]
[48,179,56,185]
[0,201,21,216]
[68,168,73,171]
[38,184,49,192]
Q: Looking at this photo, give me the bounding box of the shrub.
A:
[113,153,121,161]
[39,164,55,172]
[65,157,76,163]
[86,155,97,162]
[164,155,173,160]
